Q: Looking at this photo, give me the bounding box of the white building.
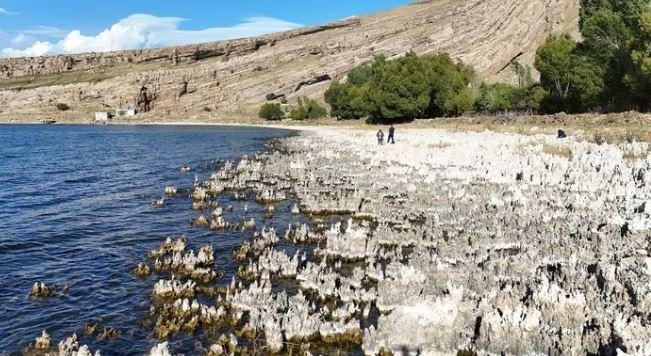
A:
[94,111,111,122]
[116,108,137,117]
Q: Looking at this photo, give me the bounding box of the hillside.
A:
[0,0,580,122]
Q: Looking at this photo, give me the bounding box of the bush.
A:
[305,99,328,119]
[55,103,70,111]
[289,105,308,120]
[474,82,548,114]
[258,103,284,120]
[475,83,519,113]
[289,98,328,120]
[520,85,548,113]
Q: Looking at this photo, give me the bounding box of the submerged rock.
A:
[149,342,172,356]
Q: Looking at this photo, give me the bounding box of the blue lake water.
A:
[0,124,295,354]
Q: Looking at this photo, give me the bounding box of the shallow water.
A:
[0,124,293,353]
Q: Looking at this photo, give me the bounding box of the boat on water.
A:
[40,119,56,124]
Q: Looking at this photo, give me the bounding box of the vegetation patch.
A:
[258,103,285,120]
[622,146,649,162]
[320,0,650,123]
[289,97,328,120]
[535,0,651,113]
[542,144,573,159]
[325,53,480,123]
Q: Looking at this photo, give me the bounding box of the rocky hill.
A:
[0,0,580,122]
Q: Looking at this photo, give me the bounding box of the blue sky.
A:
[0,1,410,57]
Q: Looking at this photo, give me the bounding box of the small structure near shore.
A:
[92,107,137,124]
[94,111,112,123]
[115,107,136,117]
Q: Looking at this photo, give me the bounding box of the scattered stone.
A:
[134,263,152,277]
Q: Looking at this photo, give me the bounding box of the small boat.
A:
[40,119,56,124]
[180,166,191,173]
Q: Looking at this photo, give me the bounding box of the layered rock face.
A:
[0,0,579,121]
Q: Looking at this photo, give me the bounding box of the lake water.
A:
[0,124,295,354]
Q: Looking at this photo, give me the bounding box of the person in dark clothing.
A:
[387,124,395,144]
[557,128,567,139]
[377,130,385,145]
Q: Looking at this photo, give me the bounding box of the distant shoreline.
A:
[3,111,651,144]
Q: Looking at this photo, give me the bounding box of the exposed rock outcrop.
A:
[0,0,579,121]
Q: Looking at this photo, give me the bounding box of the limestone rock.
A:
[0,0,579,121]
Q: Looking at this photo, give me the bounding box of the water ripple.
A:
[0,124,291,353]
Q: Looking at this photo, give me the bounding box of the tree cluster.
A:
[325,53,545,122]
[325,53,476,123]
[535,0,651,113]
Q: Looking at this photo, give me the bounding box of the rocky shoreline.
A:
[212,128,651,354]
[25,127,651,354]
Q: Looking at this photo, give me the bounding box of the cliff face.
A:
[0,0,580,122]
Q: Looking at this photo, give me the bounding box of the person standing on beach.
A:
[387,124,395,144]
[377,129,385,145]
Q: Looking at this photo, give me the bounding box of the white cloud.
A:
[1,14,302,58]
[2,41,52,57]
[11,33,32,45]
[3,26,66,51]
[0,6,18,15]
[21,26,68,38]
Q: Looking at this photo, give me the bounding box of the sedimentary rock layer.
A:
[0,0,579,121]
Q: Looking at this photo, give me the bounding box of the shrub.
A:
[520,86,548,112]
[304,98,328,119]
[474,83,548,114]
[475,83,519,113]
[258,103,284,120]
[55,103,70,111]
[289,105,308,120]
[347,64,374,86]
[289,98,328,120]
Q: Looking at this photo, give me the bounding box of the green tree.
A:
[535,34,607,112]
[363,55,432,122]
[576,0,650,111]
[364,53,476,122]
[347,63,374,86]
[475,83,519,113]
[580,0,649,34]
[627,10,651,110]
[511,61,534,88]
[535,34,577,100]
[582,9,632,53]
[324,82,370,120]
[445,87,475,116]
[258,103,284,120]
